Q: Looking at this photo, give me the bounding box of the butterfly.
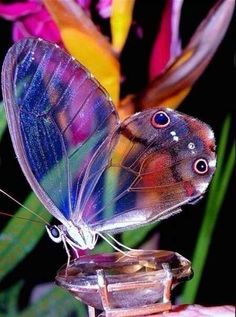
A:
[1,38,216,256]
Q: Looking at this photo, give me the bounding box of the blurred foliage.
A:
[0,192,51,281]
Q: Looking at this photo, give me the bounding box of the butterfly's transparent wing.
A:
[2,38,119,226]
[2,39,216,237]
[77,108,216,234]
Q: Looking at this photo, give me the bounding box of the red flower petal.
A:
[149,0,183,80]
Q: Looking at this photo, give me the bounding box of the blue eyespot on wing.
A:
[2,38,119,223]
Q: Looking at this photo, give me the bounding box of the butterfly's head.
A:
[46,225,62,243]
[46,222,97,250]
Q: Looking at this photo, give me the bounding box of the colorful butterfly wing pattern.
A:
[80,108,216,233]
[2,38,119,226]
[2,38,216,241]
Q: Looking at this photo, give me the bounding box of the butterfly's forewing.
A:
[78,108,216,234]
[2,38,119,224]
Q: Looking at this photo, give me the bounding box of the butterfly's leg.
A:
[93,233,99,246]
[67,242,80,258]
[106,233,137,251]
[98,232,130,255]
[61,235,71,273]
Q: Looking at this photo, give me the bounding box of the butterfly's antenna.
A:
[0,211,45,225]
[97,232,135,258]
[0,189,50,225]
[105,233,136,251]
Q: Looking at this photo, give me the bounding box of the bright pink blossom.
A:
[96,0,112,18]
[0,0,61,43]
[0,0,108,43]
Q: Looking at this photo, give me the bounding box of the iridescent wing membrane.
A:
[2,38,216,235]
[2,38,119,226]
[82,108,216,234]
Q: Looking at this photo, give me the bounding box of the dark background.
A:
[0,0,234,310]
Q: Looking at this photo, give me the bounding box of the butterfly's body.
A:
[60,221,97,250]
[1,38,216,254]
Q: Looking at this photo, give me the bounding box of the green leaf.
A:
[122,223,157,248]
[0,102,7,141]
[204,116,230,210]
[0,193,52,281]
[92,239,113,254]
[180,116,234,303]
[214,143,234,212]
[19,287,87,317]
[0,282,23,317]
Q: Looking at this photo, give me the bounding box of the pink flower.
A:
[0,0,95,43]
[96,0,112,19]
[0,0,61,43]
